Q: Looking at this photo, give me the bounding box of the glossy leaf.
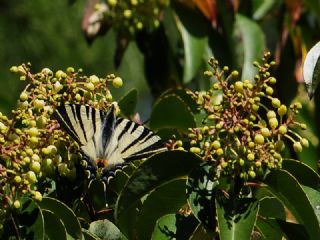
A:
[189,224,213,240]
[135,179,187,239]
[87,179,107,211]
[115,151,202,237]
[264,170,320,239]
[256,218,283,240]
[82,229,101,240]
[150,93,196,131]
[258,197,285,220]
[282,159,320,190]
[151,214,199,240]
[118,88,138,118]
[174,3,208,84]
[303,41,320,98]
[234,14,266,81]
[18,198,45,240]
[89,219,126,240]
[216,197,259,240]
[186,162,217,229]
[252,0,279,20]
[42,210,67,240]
[301,186,320,223]
[38,197,82,239]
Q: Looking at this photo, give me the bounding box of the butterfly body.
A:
[53,104,167,172]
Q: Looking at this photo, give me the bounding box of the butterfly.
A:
[53,103,167,178]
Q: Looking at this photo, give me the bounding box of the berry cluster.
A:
[185,53,308,181]
[96,0,169,36]
[0,63,121,224]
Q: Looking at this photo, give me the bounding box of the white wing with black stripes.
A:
[53,104,167,169]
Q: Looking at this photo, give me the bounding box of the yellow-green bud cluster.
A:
[95,0,169,36]
[183,53,308,181]
[0,63,122,215]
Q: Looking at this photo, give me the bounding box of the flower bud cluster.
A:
[96,0,169,36]
[184,53,308,181]
[1,63,121,221]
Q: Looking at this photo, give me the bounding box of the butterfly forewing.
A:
[53,104,167,170]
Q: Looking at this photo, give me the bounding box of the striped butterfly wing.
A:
[53,104,167,170]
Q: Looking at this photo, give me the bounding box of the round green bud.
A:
[212,140,221,149]
[248,141,255,148]
[47,145,57,154]
[85,82,95,91]
[204,70,213,77]
[10,66,19,73]
[19,92,28,101]
[13,200,21,209]
[29,136,39,144]
[268,117,279,129]
[30,161,41,173]
[269,77,277,84]
[89,75,100,84]
[261,127,271,137]
[75,93,81,101]
[234,81,243,92]
[278,125,287,135]
[293,142,303,153]
[266,87,274,95]
[216,148,224,156]
[254,134,265,145]
[32,154,40,162]
[272,98,281,108]
[33,191,42,201]
[190,147,201,154]
[247,153,255,161]
[221,162,228,168]
[248,170,256,178]
[66,67,74,73]
[294,102,302,109]
[14,176,22,183]
[33,99,45,109]
[300,138,309,148]
[26,171,37,184]
[108,0,117,6]
[136,22,143,30]
[28,127,39,137]
[239,158,245,166]
[123,9,132,18]
[277,105,287,116]
[112,77,123,88]
[300,123,307,130]
[54,81,63,92]
[267,110,276,119]
[255,161,262,167]
[55,70,66,79]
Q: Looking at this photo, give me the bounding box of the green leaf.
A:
[118,88,138,118]
[89,219,127,240]
[301,186,320,224]
[252,0,279,20]
[150,94,196,131]
[42,210,67,240]
[216,197,259,240]
[38,197,82,239]
[186,162,217,229]
[82,229,100,240]
[189,224,214,240]
[264,170,320,239]
[115,151,202,237]
[18,198,45,240]
[87,180,107,212]
[174,3,208,84]
[303,41,320,98]
[135,179,187,239]
[234,14,266,81]
[255,218,283,240]
[282,159,320,190]
[276,220,309,239]
[259,197,285,220]
[151,214,199,240]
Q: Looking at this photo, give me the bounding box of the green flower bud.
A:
[293,142,303,153]
[13,200,21,209]
[108,0,117,6]
[269,77,277,84]
[254,134,265,145]
[234,81,243,92]
[277,105,287,116]
[123,9,132,18]
[216,148,224,156]
[89,75,100,84]
[266,87,274,95]
[33,191,42,201]
[271,98,281,108]
[112,77,123,88]
[28,127,39,137]
[300,123,307,130]
[268,117,279,129]
[248,170,256,178]
[261,127,271,137]
[300,138,309,148]
[14,176,22,183]
[275,140,285,152]
[211,140,221,149]
[30,161,41,173]
[190,147,201,154]
[33,99,45,109]
[26,171,37,184]
[75,93,81,102]
[247,153,255,161]
[267,111,276,119]
[278,125,287,135]
[85,82,95,91]
[19,92,28,101]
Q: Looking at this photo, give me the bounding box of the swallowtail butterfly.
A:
[53,103,167,178]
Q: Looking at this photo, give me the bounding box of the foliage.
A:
[2,0,320,239]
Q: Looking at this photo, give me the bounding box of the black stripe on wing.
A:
[53,105,82,144]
